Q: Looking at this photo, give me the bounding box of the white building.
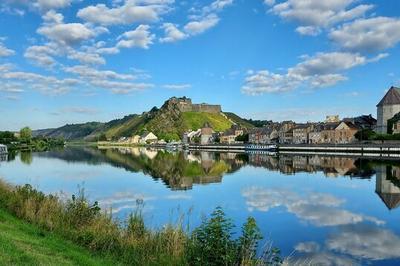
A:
[140,132,158,144]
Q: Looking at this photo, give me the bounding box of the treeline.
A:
[0,181,283,265]
[0,127,65,151]
[355,129,400,141]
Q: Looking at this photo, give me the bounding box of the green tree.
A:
[20,127,32,142]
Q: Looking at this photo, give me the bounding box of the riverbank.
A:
[0,208,115,265]
[0,180,282,265]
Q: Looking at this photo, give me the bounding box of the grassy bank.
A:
[0,180,283,265]
[0,208,115,265]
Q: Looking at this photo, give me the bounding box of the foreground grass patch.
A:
[0,208,114,266]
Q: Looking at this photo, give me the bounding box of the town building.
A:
[200,122,214,145]
[393,121,400,134]
[292,124,314,144]
[140,132,158,144]
[343,114,377,130]
[319,121,358,144]
[278,121,295,144]
[376,86,400,133]
[325,115,340,123]
[249,126,278,144]
[220,125,244,144]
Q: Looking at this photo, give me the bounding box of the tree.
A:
[19,127,32,142]
[235,133,249,142]
[354,129,375,141]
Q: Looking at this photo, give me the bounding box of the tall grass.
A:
[0,180,282,265]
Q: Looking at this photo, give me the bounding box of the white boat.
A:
[245,144,277,151]
[0,144,7,155]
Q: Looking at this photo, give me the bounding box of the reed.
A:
[0,180,282,265]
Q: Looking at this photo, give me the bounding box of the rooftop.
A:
[377,86,400,107]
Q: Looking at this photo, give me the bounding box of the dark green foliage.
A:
[187,207,277,266]
[236,133,249,142]
[387,112,400,134]
[188,207,237,265]
[355,129,376,141]
[0,131,18,144]
[239,217,263,263]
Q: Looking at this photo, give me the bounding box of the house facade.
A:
[376,86,400,133]
[140,132,158,144]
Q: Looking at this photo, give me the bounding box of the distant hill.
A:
[34,97,253,141]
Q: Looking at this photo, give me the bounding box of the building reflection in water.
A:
[35,146,400,210]
[376,165,400,210]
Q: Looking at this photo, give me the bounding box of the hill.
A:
[34,97,253,141]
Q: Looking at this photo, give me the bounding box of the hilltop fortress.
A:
[169,97,222,114]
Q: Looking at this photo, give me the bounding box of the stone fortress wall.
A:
[175,97,221,114]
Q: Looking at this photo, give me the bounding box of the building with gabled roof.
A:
[376,86,400,133]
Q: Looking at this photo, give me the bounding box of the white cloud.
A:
[67,50,106,65]
[0,40,15,57]
[24,44,58,67]
[159,0,233,43]
[327,224,400,260]
[117,24,154,49]
[159,23,187,43]
[267,0,373,35]
[242,52,386,95]
[37,23,96,46]
[37,11,104,47]
[0,66,79,96]
[241,187,384,227]
[63,65,136,80]
[184,15,220,35]
[330,17,400,53]
[63,65,154,94]
[77,0,173,26]
[35,0,72,10]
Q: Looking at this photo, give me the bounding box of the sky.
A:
[0,0,399,131]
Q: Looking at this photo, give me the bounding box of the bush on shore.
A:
[0,180,282,265]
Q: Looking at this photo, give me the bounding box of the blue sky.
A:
[0,0,399,130]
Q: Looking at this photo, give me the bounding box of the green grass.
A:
[0,208,114,266]
[182,112,233,132]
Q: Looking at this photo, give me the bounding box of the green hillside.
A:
[34,97,253,141]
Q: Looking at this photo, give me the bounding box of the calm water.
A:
[1,146,400,265]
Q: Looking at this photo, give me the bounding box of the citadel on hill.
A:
[170,97,222,114]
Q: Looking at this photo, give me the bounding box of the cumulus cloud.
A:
[327,224,400,260]
[291,241,358,266]
[184,15,220,35]
[24,44,58,67]
[37,10,106,47]
[77,0,173,26]
[63,65,154,94]
[159,23,187,43]
[241,187,384,227]
[242,52,386,95]
[0,65,79,96]
[267,0,373,35]
[35,0,72,10]
[0,44,15,57]
[160,0,233,43]
[330,17,400,53]
[117,24,154,49]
